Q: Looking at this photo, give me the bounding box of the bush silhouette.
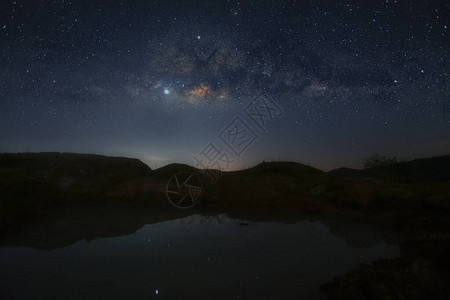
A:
[364,154,397,169]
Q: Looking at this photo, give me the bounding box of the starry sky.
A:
[0,0,449,170]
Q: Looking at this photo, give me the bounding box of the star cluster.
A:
[0,0,448,169]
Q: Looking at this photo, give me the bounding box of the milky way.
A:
[0,0,449,170]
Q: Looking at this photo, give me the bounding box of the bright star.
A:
[164,89,170,95]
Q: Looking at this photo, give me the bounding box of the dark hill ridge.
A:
[0,152,151,199]
[236,161,324,176]
[327,167,362,177]
[149,163,198,179]
[1,153,449,300]
[0,152,151,177]
[1,152,450,236]
[328,154,450,182]
[207,161,329,213]
[0,152,152,234]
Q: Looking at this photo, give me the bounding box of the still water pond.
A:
[0,214,400,299]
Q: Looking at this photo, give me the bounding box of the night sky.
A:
[1,0,449,170]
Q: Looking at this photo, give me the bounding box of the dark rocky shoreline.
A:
[321,236,450,300]
[1,152,450,299]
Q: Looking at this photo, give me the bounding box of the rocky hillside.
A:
[0,152,152,233]
[1,152,450,236]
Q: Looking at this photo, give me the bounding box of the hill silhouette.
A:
[329,154,450,182]
[0,152,152,234]
[1,152,450,236]
[1,152,449,299]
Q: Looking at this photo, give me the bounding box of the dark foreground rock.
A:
[321,237,450,300]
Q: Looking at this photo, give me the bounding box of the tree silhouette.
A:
[364,153,397,169]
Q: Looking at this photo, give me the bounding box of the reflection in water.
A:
[0,214,400,299]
